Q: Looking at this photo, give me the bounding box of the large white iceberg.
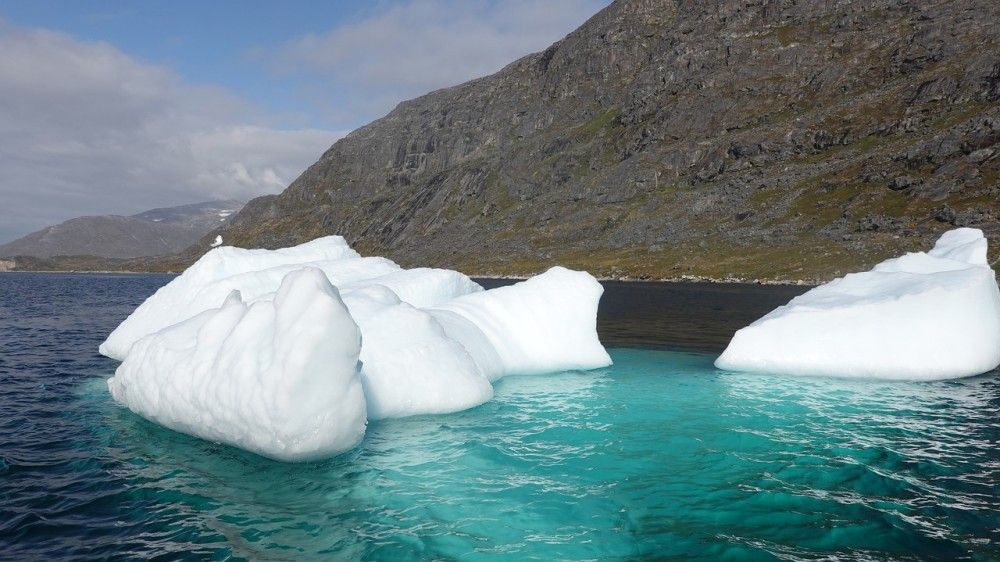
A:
[103,237,611,461]
[99,237,480,361]
[107,268,368,462]
[716,228,1000,380]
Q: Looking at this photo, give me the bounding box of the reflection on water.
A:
[67,352,998,561]
[1,273,997,561]
[479,278,810,351]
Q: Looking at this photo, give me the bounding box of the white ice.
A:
[107,268,367,462]
[351,295,494,420]
[715,228,1000,380]
[103,238,611,461]
[429,266,613,381]
[349,266,612,419]
[99,237,479,361]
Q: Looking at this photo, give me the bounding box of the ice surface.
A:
[103,237,611,460]
[927,227,988,265]
[99,237,479,361]
[336,284,493,420]
[716,228,1000,380]
[347,267,609,417]
[355,300,494,419]
[341,267,483,309]
[107,268,367,462]
[430,267,613,381]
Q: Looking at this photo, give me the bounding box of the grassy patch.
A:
[785,181,859,223]
[654,182,690,196]
[927,101,990,133]
[450,235,922,283]
[774,25,798,46]
[794,134,888,164]
[576,108,620,138]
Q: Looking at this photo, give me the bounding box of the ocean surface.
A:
[1,272,997,561]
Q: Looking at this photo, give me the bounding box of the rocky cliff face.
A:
[207,0,998,281]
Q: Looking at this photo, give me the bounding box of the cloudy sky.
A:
[0,0,608,242]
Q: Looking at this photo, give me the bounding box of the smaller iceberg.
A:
[429,267,612,381]
[346,266,611,419]
[107,268,367,462]
[716,228,1000,380]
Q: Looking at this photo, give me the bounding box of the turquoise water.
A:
[1,273,997,560]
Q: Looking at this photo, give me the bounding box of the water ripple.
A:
[0,273,997,560]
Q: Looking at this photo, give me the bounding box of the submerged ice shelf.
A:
[716,228,1000,380]
[102,237,611,461]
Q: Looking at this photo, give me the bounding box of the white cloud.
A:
[186,126,338,193]
[269,0,610,124]
[0,22,344,242]
[0,1,611,242]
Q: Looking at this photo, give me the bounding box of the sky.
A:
[0,0,609,243]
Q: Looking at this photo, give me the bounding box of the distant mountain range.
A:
[0,200,244,259]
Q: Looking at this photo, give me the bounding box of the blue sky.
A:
[0,0,609,242]
[0,0,611,130]
[0,1,386,129]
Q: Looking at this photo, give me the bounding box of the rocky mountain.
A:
[131,200,243,232]
[0,200,243,259]
[197,0,998,282]
[7,1,997,279]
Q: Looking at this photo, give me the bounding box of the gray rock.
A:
[933,205,957,224]
[143,1,1000,278]
[858,214,887,232]
[888,176,919,191]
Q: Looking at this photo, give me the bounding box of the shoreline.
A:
[0,269,178,275]
[473,273,816,286]
[1,269,816,286]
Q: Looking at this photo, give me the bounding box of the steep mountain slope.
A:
[63,1,1000,278]
[0,200,243,259]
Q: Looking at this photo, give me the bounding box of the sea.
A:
[1,272,997,561]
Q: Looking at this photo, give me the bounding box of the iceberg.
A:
[350,267,611,418]
[354,299,494,420]
[107,268,367,462]
[99,237,479,361]
[341,267,483,309]
[716,228,1000,380]
[102,238,611,461]
[430,267,612,381]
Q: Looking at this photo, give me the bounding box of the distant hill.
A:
[0,200,243,259]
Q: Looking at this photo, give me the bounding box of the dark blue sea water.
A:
[1,272,997,561]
